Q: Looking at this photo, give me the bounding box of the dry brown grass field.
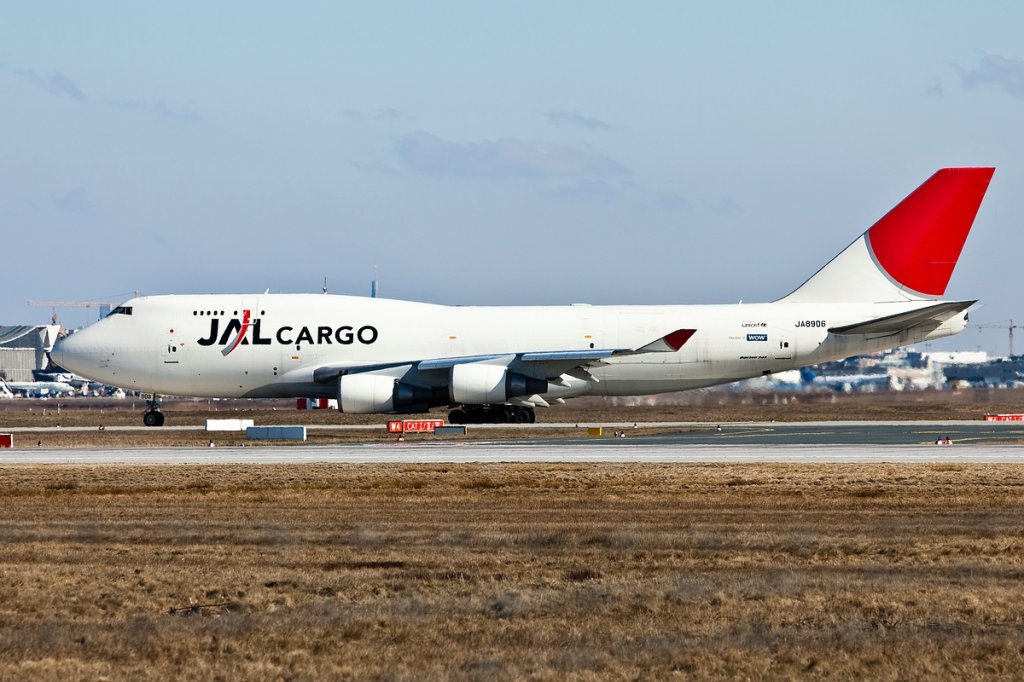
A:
[2,462,1024,679]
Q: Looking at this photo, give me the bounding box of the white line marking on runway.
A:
[4,443,1024,465]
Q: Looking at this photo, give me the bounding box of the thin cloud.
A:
[703,196,743,216]
[348,159,402,175]
[344,108,409,123]
[545,109,615,131]
[53,187,93,214]
[543,180,616,202]
[654,190,689,211]
[923,81,944,98]
[393,130,627,178]
[7,64,200,118]
[105,97,201,120]
[12,67,88,102]
[957,53,1024,100]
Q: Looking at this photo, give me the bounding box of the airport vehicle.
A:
[52,168,994,426]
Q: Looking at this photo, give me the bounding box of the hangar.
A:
[0,325,62,382]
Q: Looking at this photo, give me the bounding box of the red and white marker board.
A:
[387,419,445,433]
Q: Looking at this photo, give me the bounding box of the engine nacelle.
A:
[449,364,548,404]
[338,374,432,413]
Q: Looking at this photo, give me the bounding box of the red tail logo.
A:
[867,167,994,296]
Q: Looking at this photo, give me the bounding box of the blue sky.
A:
[2,3,1022,353]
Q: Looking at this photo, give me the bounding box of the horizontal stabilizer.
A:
[828,300,975,335]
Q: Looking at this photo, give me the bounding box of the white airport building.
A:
[0,325,62,382]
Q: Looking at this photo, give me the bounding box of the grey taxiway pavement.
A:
[4,421,1024,464]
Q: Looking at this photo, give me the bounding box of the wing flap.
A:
[828,300,975,335]
[417,354,510,371]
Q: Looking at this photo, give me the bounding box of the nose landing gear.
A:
[142,397,165,427]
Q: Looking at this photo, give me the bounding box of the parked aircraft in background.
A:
[53,168,994,426]
[32,359,92,389]
[0,379,75,398]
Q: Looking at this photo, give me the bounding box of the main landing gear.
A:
[142,397,165,427]
[448,404,536,425]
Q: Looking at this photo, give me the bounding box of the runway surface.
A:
[6,439,1024,466]
[5,443,1024,465]
[591,421,1024,445]
[9,420,1024,443]
[4,421,1024,464]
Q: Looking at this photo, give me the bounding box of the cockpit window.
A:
[108,306,133,316]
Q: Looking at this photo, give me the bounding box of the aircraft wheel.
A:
[448,408,466,424]
[143,410,165,427]
[512,407,531,424]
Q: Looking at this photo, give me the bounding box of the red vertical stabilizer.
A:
[782,167,994,303]
[867,167,994,297]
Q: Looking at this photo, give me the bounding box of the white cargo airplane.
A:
[0,379,76,398]
[53,167,994,426]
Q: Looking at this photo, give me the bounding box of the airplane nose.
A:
[51,335,67,369]
[51,330,93,376]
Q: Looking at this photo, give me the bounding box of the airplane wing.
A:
[311,328,697,384]
[421,329,697,367]
[828,301,975,336]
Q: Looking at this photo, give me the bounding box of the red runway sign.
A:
[387,419,445,433]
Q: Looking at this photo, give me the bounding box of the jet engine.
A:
[338,374,432,413]
[449,364,548,404]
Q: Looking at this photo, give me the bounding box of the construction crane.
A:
[975,319,1024,357]
[28,294,138,325]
